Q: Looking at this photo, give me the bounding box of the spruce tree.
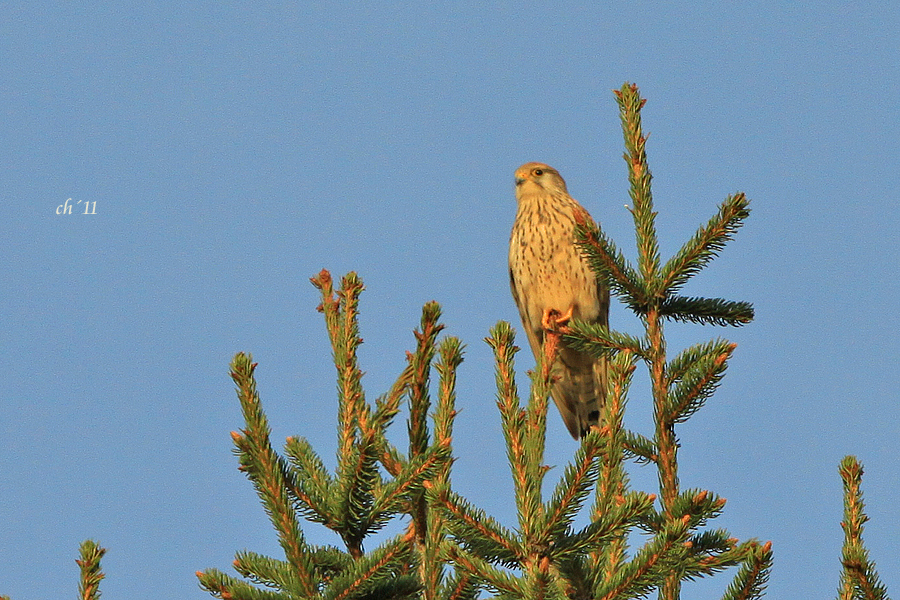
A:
[6,83,890,600]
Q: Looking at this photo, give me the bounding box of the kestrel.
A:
[509,162,609,439]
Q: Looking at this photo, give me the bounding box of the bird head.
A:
[514,162,569,198]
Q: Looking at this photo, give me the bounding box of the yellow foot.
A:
[541,306,574,332]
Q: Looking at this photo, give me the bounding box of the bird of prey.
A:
[508,162,609,439]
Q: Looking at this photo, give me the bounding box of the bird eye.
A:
[533,169,543,176]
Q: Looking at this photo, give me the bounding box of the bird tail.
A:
[551,347,607,439]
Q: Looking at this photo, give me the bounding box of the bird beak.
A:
[515,177,526,186]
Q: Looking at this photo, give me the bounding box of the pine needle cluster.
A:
[837,457,890,600]
[195,270,470,600]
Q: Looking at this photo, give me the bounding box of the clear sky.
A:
[2,2,898,599]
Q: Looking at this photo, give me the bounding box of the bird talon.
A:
[541,306,575,332]
[540,309,555,331]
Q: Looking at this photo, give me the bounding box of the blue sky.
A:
[2,2,898,598]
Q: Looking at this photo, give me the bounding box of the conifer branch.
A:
[640,489,726,537]
[284,435,339,526]
[198,568,288,600]
[563,320,647,360]
[230,353,318,595]
[684,527,733,556]
[403,302,444,599]
[305,546,353,581]
[542,434,603,540]
[659,193,750,296]
[591,352,639,581]
[671,535,766,586]
[379,440,408,481]
[368,439,452,530]
[558,554,597,600]
[434,337,464,451]
[607,84,756,600]
[76,540,106,600]
[570,491,656,554]
[837,456,890,600]
[372,366,415,476]
[486,322,547,541]
[444,544,526,597]
[574,213,647,307]
[233,551,303,594]
[522,559,569,600]
[616,82,661,287]
[327,534,420,600]
[337,431,381,556]
[665,343,735,425]
[422,336,464,600]
[666,340,734,387]
[212,275,464,599]
[659,296,754,327]
[521,330,558,536]
[408,302,444,458]
[673,489,727,530]
[621,431,657,465]
[593,516,691,600]
[438,570,482,600]
[419,522,446,600]
[311,270,369,476]
[721,541,773,600]
[429,484,521,565]
[646,307,678,517]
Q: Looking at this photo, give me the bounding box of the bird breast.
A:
[510,194,600,323]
